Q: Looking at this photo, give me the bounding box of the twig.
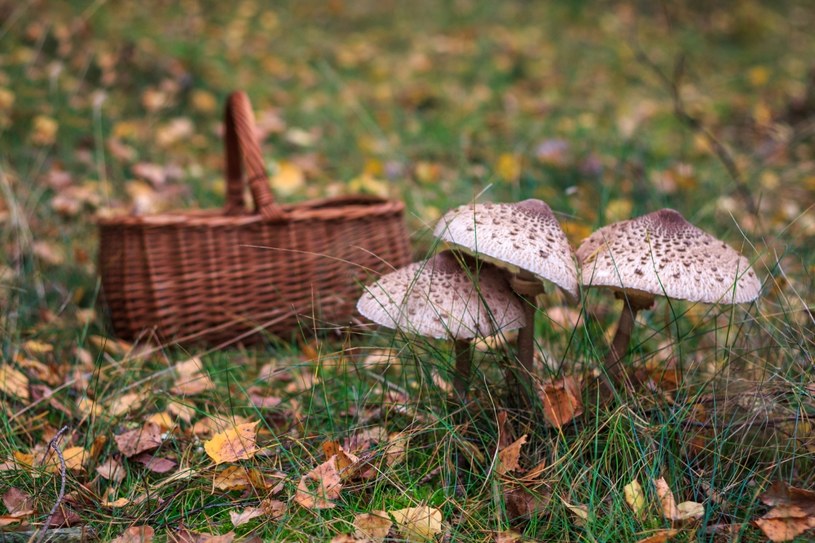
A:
[34,426,70,543]
[632,45,759,218]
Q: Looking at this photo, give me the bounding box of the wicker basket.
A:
[98,91,412,346]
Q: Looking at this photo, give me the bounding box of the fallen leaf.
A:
[0,364,30,401]
[132,453,177,474]
[96,458,126,483]
[389,506,443,542]
[295,459,342,510]
[102,497,131,508]
[754,481,815,541]
[62,447,86,472]
[497,435,527,476]
[504,487,551,520]
[204,421,259,464]
[229,506,264,528]
[495,530,523,543]
[635,529,680,543]
[624,479,645,516]
[111,525,154,543]
[536,376,582,428]
[654,477,704,522]
[386,432,408,466]
[107,392,144,417]
[114,423,163,458]
[171,357,214,396]
[271,161,305,196]
[560,496,589,525]
[354,511,392,542]
[2,488,34,517]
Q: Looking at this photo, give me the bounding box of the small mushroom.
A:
[357,251,526,396]
[433,199,578,374]
[577,208,761,385]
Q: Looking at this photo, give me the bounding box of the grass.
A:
[1,0,814,541]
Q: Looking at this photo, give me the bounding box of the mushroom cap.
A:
[356,251,526,340]
[576,208,761,304]
[433,199,579,297]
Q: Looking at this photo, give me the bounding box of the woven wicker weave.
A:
[98,91,412,346]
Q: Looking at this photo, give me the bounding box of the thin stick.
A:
[35,426,69,543]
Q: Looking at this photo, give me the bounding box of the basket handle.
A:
[223,91,284,220]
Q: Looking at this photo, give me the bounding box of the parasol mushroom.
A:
[433,199,578,375]
[357,250,526,396]
[577,208,761,385]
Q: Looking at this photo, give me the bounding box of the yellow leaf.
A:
[204,422,260,464]
[272,161,306,196]
[560,497,589,524]
[624,479,645,515]
[62,447,86,472]
[348,173,389,197]
[23,340,53,355]
[495,153,522,182]
[635,529,680,543]
[30,115,58,146]
[389,506,443,542]
[0,364,29,402]
[102,497,131,508]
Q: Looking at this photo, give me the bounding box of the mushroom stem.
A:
[604,293,655,384]
[453,339,472,398]
[509,272,545,375]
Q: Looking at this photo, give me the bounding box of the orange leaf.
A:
[204,422,259,465]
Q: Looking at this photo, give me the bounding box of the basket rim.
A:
[96,193,405,227]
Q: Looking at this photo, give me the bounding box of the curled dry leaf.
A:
[295,458,342,510]
[229,506,264,528]
[0,364,30,402]
[536,376,582,429]
[111,525,155,543]
[560,497,589,525]
[204,421,259,464]
[654,477,704,522]
[754,481,815,542]
[389,506,443,543]
[497,434,527,476]
[353,511,392,542]
[115,423,163,458]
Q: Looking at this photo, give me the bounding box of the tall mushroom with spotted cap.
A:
[433,199,578,375]
[357,250,526,396]
[577,208,761,384]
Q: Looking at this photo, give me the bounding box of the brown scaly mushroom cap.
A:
[577,209,761,304]
[433,199,579,297]
[357,251,526,340]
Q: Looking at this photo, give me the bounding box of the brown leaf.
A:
[204,421,259,464]
[2,488,34,517]
[497,435,527,476]
[295,459,342,510]
[96,458,126,483]
[114,423,163,458]
[111,525,154,543]
[354,511,392,542]
[133,453,177,474]
[495,530,523,543]
[755,481,815,541]
[107,392,144,417]
[537,376,582,428]
[504,487,551,520]
[635,529,680,543]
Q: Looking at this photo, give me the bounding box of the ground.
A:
[1,1,814,541]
